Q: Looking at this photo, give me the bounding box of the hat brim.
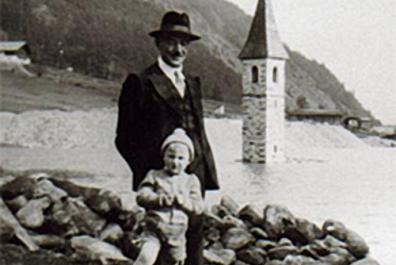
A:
[149,30,201,42]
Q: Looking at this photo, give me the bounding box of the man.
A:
[115,11,219,265]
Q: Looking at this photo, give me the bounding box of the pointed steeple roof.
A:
[239,0,288,60]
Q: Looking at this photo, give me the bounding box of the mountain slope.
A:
[0,0,374,119]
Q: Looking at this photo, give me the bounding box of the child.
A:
[134,128,205,265]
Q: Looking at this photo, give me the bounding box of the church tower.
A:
[239,0,288,163]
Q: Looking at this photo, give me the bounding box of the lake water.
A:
[1,114,395,264]
[205,119,396,265]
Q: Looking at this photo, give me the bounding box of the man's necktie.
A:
[174,71,185,98]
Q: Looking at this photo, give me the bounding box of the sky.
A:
[226,0,395,125]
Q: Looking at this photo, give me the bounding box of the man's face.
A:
[163,142,190,175]
[156,36,190,67]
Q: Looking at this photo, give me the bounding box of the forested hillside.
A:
[0,0,374,118]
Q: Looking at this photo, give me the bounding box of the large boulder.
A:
[238,204,263,227]
[249,227,268,239]
[222,227,255,250]
[30,233,66,249]
[236,247,266,265]
[204,247,236,265]
[263,205,296,239]
[285,217,323,246]
[323,220,369,259]
[222,214,247,230]
[5,195,28,212]
[70,235,130,263]
[267,245,299,260]
[51,197,106,236]
[100,223,124,244]
[16,197,51,229]
[320,253,350,265]
[220,195,240,216]
[0,176,36,200]
[33,178,68,202]
[255,239,277,251]
[283,255,317,265]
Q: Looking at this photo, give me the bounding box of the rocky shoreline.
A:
[0,172,379,265]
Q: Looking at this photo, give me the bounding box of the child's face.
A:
[163,142,190,175]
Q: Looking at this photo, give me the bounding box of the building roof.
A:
[239,0,288,60]
[0,41,28,52]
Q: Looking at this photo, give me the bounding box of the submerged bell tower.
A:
[239,0,288,163]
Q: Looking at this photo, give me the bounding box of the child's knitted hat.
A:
[161,128,194,160]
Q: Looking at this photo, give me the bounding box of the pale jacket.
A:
[136,169,204,226]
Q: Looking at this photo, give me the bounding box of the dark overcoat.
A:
[115,63,219,192]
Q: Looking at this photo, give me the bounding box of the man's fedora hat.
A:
[149,11,201,41]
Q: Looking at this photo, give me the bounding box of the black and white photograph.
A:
[0,0,395,264]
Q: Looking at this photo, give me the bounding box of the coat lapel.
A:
[185,76,201,116]
[148,65,184,117]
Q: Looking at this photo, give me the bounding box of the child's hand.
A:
[158,193,174,207]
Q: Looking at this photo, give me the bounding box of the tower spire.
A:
[239,0,288,60]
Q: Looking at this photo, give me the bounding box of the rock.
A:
[333,247,356,264]
[320,253,349,265]
[0,197,39,251]
[220,195,240,216]
[205,227,221,243]
[0,218,14,243]
[323,219,369,259]
[283,255,317,265]
[237,247,266,265]
[70,235,130,263]
[285,217,323,246]
[250,227,268,239]
[87,189,123,217]
[255,239,277,250]
[238,204,263,227]
[212,204,233,218]
[350,257,381,265]
[222,227,254,250]
[117,232,141,260]
[49,178,99,199]
[300,243,329,259]
[30,234,66,249]
[323,235,348,249]
[33,178,68,202]
[116,208,138,231]
[205,247,236,265]
[0,175,16,189]
[6,195,28,212]
[267,245,299,260]
[16,197,51,229]
[204,211,224,229]
[233,260,250,265]
[63,197,106,236]
[222,214,246,229]
[204,249,226,264]
[100,223,124,244]
[263,205,296,239]
[0,176,36,200]
[278,237,293,246]
[265,260,283,265]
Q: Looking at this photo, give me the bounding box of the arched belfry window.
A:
[252,66,259,83]
[273,67,278,83]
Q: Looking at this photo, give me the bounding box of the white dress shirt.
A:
[158,56,186,98]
